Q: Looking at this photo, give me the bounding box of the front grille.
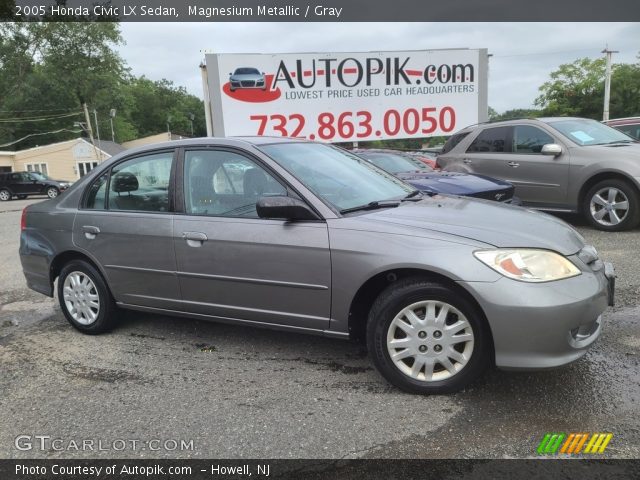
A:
[241,80,255,87]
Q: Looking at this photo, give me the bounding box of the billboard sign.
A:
[204,49,488,141]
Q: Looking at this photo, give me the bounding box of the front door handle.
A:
[82,225,100,240]
[508,161,520,168]
[182,231,207,247]
[463,159,473,165]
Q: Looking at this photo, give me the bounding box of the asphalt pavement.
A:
[0,197,638,459]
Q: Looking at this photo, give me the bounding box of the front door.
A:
[502,125,570,206]
[73,150,181,310]
[173,148,331,330]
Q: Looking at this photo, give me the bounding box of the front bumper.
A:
[459,260,614,370]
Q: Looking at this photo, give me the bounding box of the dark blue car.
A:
[354,149,519,204]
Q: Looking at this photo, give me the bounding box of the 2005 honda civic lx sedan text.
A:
[19,137,616,394]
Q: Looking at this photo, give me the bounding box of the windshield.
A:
[259,143,415,212]
[548,118,636,146]
[234,68,260,75]
[358,152,430,174]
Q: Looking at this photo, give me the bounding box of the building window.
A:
[77,161,99,178]
[25,163,48,175]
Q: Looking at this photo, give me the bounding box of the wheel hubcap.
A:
[48,188,58,198]
[0,191,9,200]
[62,271,100,325]
[386,300,474,382]
[590,187,629,226]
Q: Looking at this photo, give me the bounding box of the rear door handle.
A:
[508,161,520,168]
[182,231,208,247]
[82,225,100,239]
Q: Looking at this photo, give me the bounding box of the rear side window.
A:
[441,131,470,154]
[466,126,511,153]
[513,125,554,153]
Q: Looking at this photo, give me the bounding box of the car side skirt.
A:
[117,302,350,340]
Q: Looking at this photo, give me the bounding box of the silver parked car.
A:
[19,138,615,394]
[228,67,266,91]
[437,117,640,231]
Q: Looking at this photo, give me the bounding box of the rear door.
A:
[73,149,182,310]
[461,126,513,179]
[173,148,331,330]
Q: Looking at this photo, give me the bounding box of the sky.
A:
[117,22,640,113]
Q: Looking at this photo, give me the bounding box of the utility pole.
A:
[109,109,116,142]
[188,113,195,137]
[82,102,101,162]
[602,47,618,121]
[93,108,102,161]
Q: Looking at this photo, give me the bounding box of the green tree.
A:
[491,108,543,121]
[0,22,134,149]
[535,56,640,119]
[125,77,206,139]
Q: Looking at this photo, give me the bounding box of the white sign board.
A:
[205,49,488,141]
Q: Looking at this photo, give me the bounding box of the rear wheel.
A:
[46,186,59,198]
[584,179,640,231]
[0,189,11,201]
[57,260,117,334]
[367,278,490,394]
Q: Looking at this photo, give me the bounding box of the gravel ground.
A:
[0,198,638,459]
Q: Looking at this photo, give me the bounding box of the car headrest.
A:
[112,172,139,193]
[243,168,269,196]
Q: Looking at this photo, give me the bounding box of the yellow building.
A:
[0,138,125,181]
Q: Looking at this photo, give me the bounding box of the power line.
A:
[0,112,82,123]
[0,107,79,114]
[0,128,82,148]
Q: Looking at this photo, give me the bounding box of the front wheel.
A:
[46,186,59,198]
[367,278,490,394]
[584,179,640,231]
[0,189,11,201]
[58,260,117,334]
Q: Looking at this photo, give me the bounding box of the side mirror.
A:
[541,143,562,156]
[257,196,319,221]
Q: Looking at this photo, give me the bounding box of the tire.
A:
[17,195,27,200]
[46,186,59,199]
[367,278,490,394]
[0,189,11,201]
[583,179,640,231]
[57,260,117,334]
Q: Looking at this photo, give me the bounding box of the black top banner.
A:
[3,0,640,21]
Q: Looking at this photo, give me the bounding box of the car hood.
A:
[349,196,585,255]
[578,142,640,158]
[395,171,512,194]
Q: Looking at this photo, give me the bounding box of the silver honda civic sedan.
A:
[19,137,615,394]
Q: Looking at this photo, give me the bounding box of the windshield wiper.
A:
[340,200,401,214]
[402,190,423,201]
[591,140,636,145]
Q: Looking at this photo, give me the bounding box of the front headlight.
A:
[474,249,581,283]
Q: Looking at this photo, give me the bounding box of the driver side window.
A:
[184,150,287,218]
